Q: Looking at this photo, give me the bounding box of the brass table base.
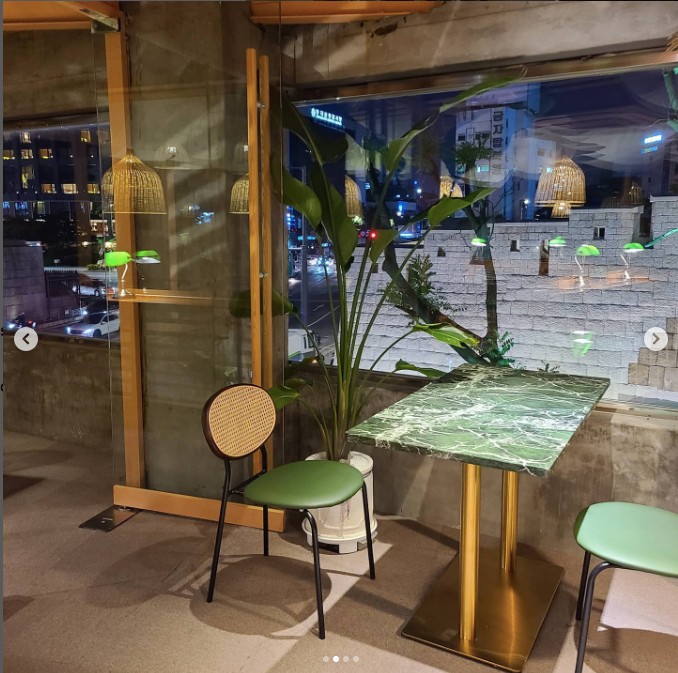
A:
[402,548,564,672]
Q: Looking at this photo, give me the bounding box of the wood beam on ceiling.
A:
[2,1,120,31]
[3,20,91,32]
[250,0,442,25]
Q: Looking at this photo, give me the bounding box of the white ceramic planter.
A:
[301,451,377,554]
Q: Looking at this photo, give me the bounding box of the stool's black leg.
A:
[304,510,325,639]
[207,462,231,603]
[576,551,591,621]
[263,505,269,557]
[575,562,614,673]
[361,484,375,580]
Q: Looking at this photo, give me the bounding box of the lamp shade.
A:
[154,142,190,170]
[345,175,363,219]
[551,201,572,218]
[535,157,586,206]
[102,149,166,214]
[623,242,644,253]
[135,250,161,264]
[105,251,133,267]
[230,174,249,214]
[576,245,600,257]
[232,141,249,168]
[471,237,487,247]
[440,174,463,199]
[548,236,567,247]
[627,181,643,205]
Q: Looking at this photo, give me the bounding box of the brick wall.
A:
[348,196,678,406]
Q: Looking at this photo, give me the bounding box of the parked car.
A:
[81,299,119,316]
[66,312,120,338]
[6,313,37,330]
[288,328,319,361]
[74,274,105,297]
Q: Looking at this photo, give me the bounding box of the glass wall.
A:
[95,2,285,495]
[3,122,114,338]
[285,68,678,408]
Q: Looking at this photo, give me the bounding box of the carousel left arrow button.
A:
[15,327,38,352]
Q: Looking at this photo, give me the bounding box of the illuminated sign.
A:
[310,108,343,128]
[643,134,662,145]
[642,146,659,154]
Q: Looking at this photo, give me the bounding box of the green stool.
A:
[573,502,678,673]
[202,384,375,640]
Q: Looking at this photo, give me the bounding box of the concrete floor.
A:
[3,430,678,673]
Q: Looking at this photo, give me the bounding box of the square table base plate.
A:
[402,548,564,672]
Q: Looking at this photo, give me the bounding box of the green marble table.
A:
[347,364,610,477]
[348,364,609,672]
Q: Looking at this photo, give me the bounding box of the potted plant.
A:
[237,74,521,551]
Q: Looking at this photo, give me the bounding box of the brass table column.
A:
[460,464,481,641]
[501,470,519,572]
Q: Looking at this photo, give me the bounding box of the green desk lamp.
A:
[575,245,600,287]
[105,251,133,297]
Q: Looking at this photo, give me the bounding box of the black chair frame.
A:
[203,386,375,641]
[574,551,624,673]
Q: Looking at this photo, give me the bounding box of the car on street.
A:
[74,274,105,297]
[288,328,319,360]
[66,311,120,338]
[308,255,335,268]
[6,313,38,330]
[80,299,119,316]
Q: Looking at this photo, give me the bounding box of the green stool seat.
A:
[575,502,678,577]
[244,460,364,510]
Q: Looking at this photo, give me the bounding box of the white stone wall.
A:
[348,197,678,405]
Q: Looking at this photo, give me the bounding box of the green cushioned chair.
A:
[573,501,678,673]
[202,384,375,640]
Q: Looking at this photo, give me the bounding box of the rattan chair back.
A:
[202,384,276,460]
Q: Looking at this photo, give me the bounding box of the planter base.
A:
[301,517,378,555]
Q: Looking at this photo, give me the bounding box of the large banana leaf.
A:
[412,323,479,347]
[369,229,400,262]
[282,96,348,165]
[267,384,299,410]
[395,360,447,379]
[409,187,497,227]
[383,72,524,174]
[310,165,358,269]
[272,159,322,230]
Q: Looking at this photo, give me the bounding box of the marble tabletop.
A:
[347,364,610,477]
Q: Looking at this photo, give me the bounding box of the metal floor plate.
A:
[80,505,139,532]
[402,548,564,672]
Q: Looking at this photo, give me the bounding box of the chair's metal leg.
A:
[263,505,269,557]
[304,510,325,640]
[575,561,614,673]
[361,483,375,580]
[576,551,591,621]
[207,462,231,603]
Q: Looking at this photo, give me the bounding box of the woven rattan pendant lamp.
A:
[535,156,585,218]
[439,174,463,199]
[102,148,166,214]
[154,142,191,171]
[552,201,572,218]
[345,175,363,219]
[230,174,250,214]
